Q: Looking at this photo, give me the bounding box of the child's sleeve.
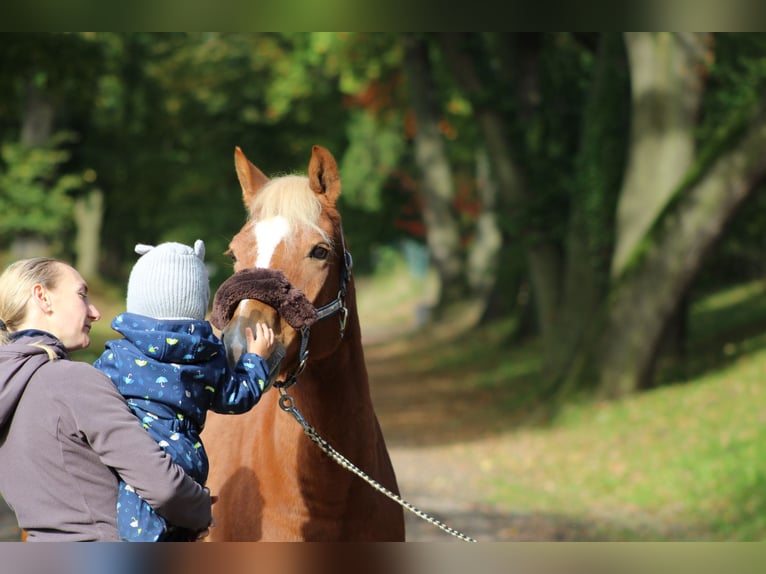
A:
[210,352,268,414]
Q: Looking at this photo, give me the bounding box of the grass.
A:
[482,363,766,540]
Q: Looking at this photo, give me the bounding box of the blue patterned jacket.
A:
[94,312,268,437]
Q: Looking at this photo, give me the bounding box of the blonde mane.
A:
[249,175,332,245]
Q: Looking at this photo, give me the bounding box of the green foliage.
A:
[3,33,765,348]
[447,33,595,248]
[500,34,594,245]
[697,34,766,145]
[340,110,406,211]
[65,33,354,284]
[0,133,84,240]
[694,34,766,288]
[0,33,104,111]
[309,32,403,97]
[299,33,420,262]
[572,34,631,284]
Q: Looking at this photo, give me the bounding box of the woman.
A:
[0,257,212,541]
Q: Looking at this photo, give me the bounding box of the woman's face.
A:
[45,264,101,351]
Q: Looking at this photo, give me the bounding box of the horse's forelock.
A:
[250,175,332,245]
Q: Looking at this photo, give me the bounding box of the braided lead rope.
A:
[278,391,478,543]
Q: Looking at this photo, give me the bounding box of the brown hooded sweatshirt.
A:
[0,331,211,541]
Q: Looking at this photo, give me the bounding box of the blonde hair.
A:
[0,257,63,346]
[251,175,333,246]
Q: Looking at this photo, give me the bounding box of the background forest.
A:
[4,32,766,398]
[4,33,766,540]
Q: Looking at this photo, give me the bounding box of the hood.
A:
[111,313,223,364]
[0,332,67,430]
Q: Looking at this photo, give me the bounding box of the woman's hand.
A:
[195,494,218,541]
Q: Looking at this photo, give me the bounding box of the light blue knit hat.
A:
[126,240,210,320]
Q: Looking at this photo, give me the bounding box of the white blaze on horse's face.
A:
[254,216,289,269]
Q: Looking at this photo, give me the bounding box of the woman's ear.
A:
[31,283,51,313]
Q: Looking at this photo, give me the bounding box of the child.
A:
[94,240,276,542]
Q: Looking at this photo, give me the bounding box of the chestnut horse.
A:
[201,145,406,541]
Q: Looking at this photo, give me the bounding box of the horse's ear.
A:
[234,146,270,207]
[308,145,341,205]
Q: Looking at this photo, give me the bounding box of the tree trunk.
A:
[402,33,467,311]
[611,33,710,278]
[596,109,766,398]
[547,33,630,381]
[74,188,104,279]
[12,80,55,260]
[466,148,502,308]
[21,80,55,147]
[439,32,562,350]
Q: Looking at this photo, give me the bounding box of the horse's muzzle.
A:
[221,299,287,388]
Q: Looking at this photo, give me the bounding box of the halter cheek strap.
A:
[275,229,353,390]
[314,249,352,334]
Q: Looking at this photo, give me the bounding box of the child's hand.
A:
[245,323,276,360]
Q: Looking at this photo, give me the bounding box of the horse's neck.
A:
[302,322,369,406]
[284,311,379,441]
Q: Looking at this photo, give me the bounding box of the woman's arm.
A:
[66,362,212,531]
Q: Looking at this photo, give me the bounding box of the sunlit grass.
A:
[481,353,766,540]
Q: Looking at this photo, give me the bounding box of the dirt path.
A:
[363,323,595,542]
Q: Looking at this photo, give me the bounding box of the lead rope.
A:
[278,388,478,543]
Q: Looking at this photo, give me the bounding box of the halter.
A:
[274,228,352,390]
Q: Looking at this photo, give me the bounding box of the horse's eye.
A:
[310,245,330,260]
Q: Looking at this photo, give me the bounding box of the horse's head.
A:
[212,145,353,389]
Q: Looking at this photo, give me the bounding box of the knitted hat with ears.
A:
[126,240,210,320]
